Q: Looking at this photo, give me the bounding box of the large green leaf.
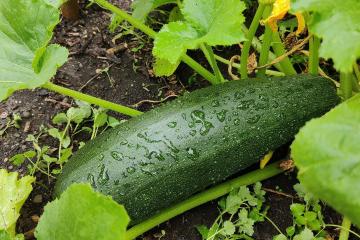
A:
[35,184,130,240]
[0,0,68,101]
[291,0,360,73]
[0,169,35,237]
[153,0,246,75]
[132,0,177,22]
[291,94,360,226]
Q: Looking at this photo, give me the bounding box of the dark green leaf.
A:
[292,94,360,227]
[291,0,360,72]
[153,0,246,74]
[132,0,176,22]
[0,0,68,101]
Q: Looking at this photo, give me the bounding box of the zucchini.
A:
[54,75,339,224]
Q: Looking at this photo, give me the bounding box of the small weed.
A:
[196,182,267,240]
[0,113,21,137]
[9,101,122,178]
[273,183,328,240]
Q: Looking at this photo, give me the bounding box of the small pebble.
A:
[38,89,49,96]
[8,165,13,170]
[33,195,43,203]
[14,133,21,138]
[22,111,31,118]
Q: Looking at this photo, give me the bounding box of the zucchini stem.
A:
[257,6,273,77]
[240,3,266,79]
[339,217,351,240]
[271,32,297,75]
[340,72,353,100]
[309,36,320,75]
[125,162,284,240]
[93,0,217,84]
[43,82,142,117]
[353,62,360,84]
[241,24,284,72]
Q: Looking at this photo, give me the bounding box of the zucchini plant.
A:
[1,0,360,239]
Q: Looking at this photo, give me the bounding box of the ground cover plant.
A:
[0,0,360,239]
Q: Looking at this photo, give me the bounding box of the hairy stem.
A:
[125,162,284,240]
[339,217,351,240]
[340,72,353,100]
[309,36,320,75]
[257,6,273,77]
[271,32,297,75]
[240,3,266,79]
[43,82,142,117]
[200,44,224,83]
[93,0,217,84]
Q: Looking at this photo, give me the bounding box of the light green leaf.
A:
[62,135,71,148]
[35,183,130,240]
[9,151,36,166]
[237,208,255,236]
[195,225,209,240]
[48,128,61,140]
[44,0,66,8]
[107,116,120,128]
[67,105,91,124]
[59,148,72,164]
[273,234,288,240]
[153,0,246,67]
[293,228,314,240]
[153,58,180,76]
[291,0,360,72]
[223,221,236,235]
[52,113,68,125]
[0,169,35,237]
[132,0,176,22]
[93,109,108,128]
[0,0,68,101]
[291,93,360,227]
[0,230,12,240]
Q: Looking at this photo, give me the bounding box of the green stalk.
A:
[181,55,218,84]
[340,72,353,100]
[352,75,360,92]
[309,36,320,75]
[213,54,284,76]
[93,0,217,84]
[271,32,297,75]
[241,24,284,72]
[240,3,267,79]
[125,162,284,240]
[200,44,224,83]
[339,217,351,240]
[353,62,360,83]
[257,6,273,77]
[43,82,142,117]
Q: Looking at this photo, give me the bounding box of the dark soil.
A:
[0,1,358,240]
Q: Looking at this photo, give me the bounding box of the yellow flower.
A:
[263,0,305,35]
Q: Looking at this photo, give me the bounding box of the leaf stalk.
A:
[125,162,284,240]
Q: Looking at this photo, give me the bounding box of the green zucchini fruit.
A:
[54,75,339,224]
